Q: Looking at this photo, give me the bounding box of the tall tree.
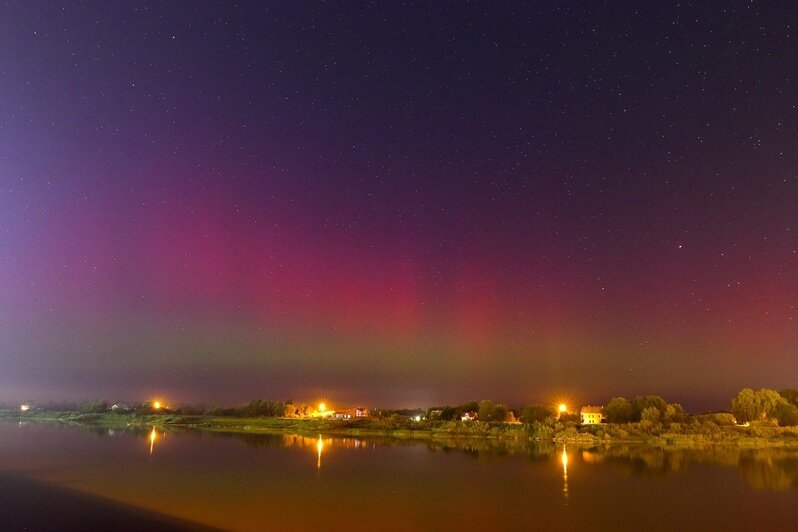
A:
[732,388,789,422]
[520,404,553,424]
[779,389,798,407]
[604,397,634,423]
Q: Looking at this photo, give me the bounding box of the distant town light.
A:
[319,403,326,413]
[153,401,162,410]
[20,404,30,412]
[414,415,422,422]
[558,403,567,414]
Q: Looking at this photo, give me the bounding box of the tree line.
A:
[12,387,798,427]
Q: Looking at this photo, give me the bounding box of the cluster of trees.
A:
[427,401,480,421]
[731,388,798,426]
[477,400,514,422]
[602,395,686,424]
[375,408,426,419]
[425,400,514,422]
[14,386,798,428]
[519,404,555,423]
[209,399,290,418]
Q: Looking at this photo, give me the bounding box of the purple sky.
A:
[1,2,796,410]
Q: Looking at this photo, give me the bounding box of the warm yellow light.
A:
[558,403,567,413]
[316,435,324,470]
[561,445,569,498]
[319,403,326,412]
[149,427,157,456]
[153,401,162,410]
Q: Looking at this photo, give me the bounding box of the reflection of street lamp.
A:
[561,445,569,498]
[149,427,157,456]
[316,435,324,470]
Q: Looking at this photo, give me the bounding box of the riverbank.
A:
[4,410,798,448]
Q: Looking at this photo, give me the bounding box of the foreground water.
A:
[1,422,798,531]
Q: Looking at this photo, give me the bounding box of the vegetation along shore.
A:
[4,387,798,448]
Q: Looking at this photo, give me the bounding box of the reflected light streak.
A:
[149,427,157,457]
[561,445,569,499]
[316,435,323,470]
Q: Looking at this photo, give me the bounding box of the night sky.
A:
[1,2,796,410]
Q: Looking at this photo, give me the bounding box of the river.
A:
[1,421,797,530]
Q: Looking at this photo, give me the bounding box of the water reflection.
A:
[119,427,798,491]
[144,427,168,458]
[7,420,798,493]
[149,427,156,456]
[577,444,798,491]
[561,445,569,499]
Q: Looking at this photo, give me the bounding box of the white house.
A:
[580,406,604,425]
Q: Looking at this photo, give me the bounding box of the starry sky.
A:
[1,1,796,410]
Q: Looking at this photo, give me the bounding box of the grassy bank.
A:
[4,410,798,447]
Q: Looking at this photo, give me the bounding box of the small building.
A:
[332,407,370,420]
[461,411,478,422]
[580,406,604,425]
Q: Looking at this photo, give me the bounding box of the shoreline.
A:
[5,410,798,448]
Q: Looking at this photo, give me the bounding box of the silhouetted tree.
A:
[604,397,634,423]
[732,388,788,422]
[773,402,798,426]
[520,404,553,424]
[779,389,798,407]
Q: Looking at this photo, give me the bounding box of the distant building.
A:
[332,407,370,420]
[461,411,478,422]
[580,406,604,425]
[428,409,443,420]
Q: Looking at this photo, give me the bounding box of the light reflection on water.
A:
[561,445,569,500]
[2,421,798,531]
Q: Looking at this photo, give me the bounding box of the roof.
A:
[580,406,603,414]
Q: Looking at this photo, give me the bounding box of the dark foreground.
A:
[0,472,215,532]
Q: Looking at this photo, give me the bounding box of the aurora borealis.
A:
[1,2,796,410]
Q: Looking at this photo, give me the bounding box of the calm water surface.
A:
[1,421,798,531]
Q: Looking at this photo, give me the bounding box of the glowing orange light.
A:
[149,427,157,456]
[561,445,569,498]
[153,401,162,410]
[558,403,567,414]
